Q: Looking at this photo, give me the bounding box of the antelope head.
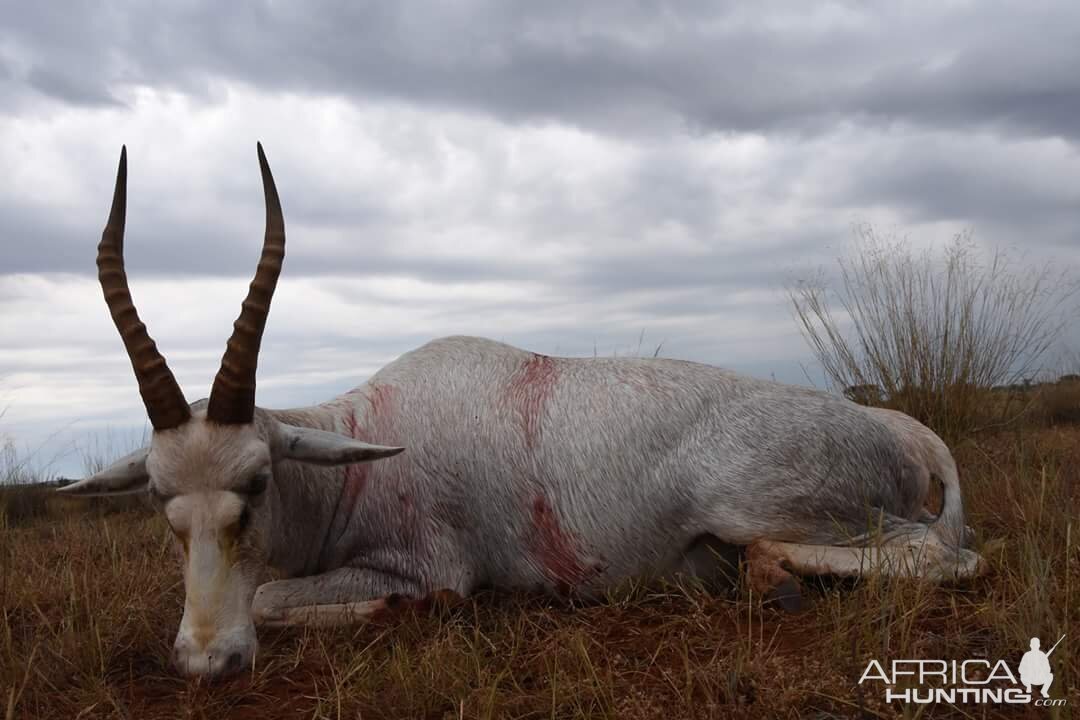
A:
[59,145,403,677]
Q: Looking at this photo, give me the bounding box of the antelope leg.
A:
[252,566,421,628]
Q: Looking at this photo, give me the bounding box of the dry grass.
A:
[2,424,1077,719]
[1035,378,1080,426]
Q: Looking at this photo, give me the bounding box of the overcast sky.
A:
[2,1,1079,477]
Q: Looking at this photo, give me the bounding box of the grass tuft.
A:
[789,225,1078,443]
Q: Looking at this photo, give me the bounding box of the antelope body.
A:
[62,146,984,678]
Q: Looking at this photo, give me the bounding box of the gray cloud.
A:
[26,66,121,108]
[3,2,1080,139]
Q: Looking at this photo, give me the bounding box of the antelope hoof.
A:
[764,576,803,613]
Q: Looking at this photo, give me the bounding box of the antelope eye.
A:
[248,473,269,495]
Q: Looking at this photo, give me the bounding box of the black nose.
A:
[225,651,244,674]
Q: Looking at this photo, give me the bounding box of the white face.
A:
[60,406,404,677]
[146,415,273,677]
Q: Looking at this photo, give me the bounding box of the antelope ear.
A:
[276,423,404,466]
[56,447,150,496]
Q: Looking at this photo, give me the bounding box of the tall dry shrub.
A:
[789,226,1076,442]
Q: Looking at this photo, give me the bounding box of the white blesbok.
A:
[61,145,984,678]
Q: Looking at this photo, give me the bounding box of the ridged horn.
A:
[97,146,190,430]
[206,142,285,425]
